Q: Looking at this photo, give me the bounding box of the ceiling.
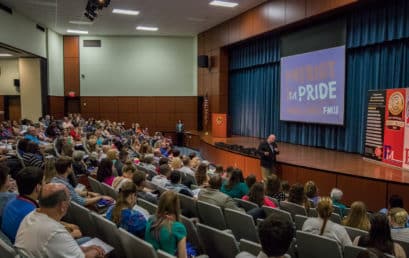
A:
[0,0,267,36]
[0,44,34,58]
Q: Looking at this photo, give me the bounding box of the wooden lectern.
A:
[212,113,228,138]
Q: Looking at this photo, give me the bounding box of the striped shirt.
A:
[50,176,86,206]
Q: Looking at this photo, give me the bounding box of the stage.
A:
[195,133,409,212]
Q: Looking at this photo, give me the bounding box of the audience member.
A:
[106,181,147,238]
[302,197,352,248]
[389,208,409,241]
[145,191,187,258]
[2,167,43,243]
[236,212,294,258]
[288,183,310,209]
[43,158,57,184]
[380,195,404,215]
[242,182,277,208]
[245,174,257,189]
[342,201,371,231]
[96,158,115,186]
[51,157,112,206]
[198,175,243,212]
[265,174,286,201]
[72,150,88,176]
[132,170,158,204]
[24,126,40,144]
[22,141,44,168]
[304,181,320,207]
[331,188,347,218]
[221,169,249,199]
[112,160,136,191]
[0,164,16,224]
[179,156,194,176]
[141,154,157,171]
[170,157,183,171]
[354,213,406,258]
[166,171,194,197]
[196,162,210,187]
[15,183,105,257]
[152,164,171,188]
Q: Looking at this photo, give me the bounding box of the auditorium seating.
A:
[344,226,368,241]
[100,182,118,199]
[239,239,261,256]
[295,214,308,230]
[118,227,158,258]
[234,198,258,212]
[343,245,367,258]
[136,198,158,215]
[180,216,203,254]
[280,201,307,219]
[88,176,103,194]
[224,208,259,243]
[178,193,198,218]
[197,223,239,258]
[296,230,343,258]
[197,201,227,230]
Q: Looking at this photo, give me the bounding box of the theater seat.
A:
[137,198,158,215]
[181,216,203,254]
[296,230,342,258]
[344,226,368,242]
[280,201,307,219]
[157,250,175,258]
[197,201,227,230]
[65,201,97,237]
[330,212,342,224]
[234,198,258,212]
[224,208,259,243]
[295,214,308,230]
[239,239,261,256]
[91,212,124,258]
[100,182,118,199]
[178,193,198,218]
[118,227,157,258]
[262,206,293,223]
[0,238,16,258]
[88,176,103,195]
[197,223,239,258]
[343,245,367,258]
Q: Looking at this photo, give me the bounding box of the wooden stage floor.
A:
[200,134,409,184]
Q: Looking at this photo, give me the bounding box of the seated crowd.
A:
[0,114,408,258]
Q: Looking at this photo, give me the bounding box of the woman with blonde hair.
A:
[389,208,409,241]
[170,157,183,171]
[302,197,352,247]
[43,158,57,183]
[342,201,371,231]
[145,191,187,258]
[106,182,146,238]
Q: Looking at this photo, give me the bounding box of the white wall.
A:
[47,29,64,96]
[0,59,20,95]
[0,10,46,58]
[80,36,197,96]
[19,58,42,121]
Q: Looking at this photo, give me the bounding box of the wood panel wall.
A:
[0,96,4,121]
[200,140,407,212]
[63,36,80,97]
[81,96,198,132]
[48,96,64,119]
[197,0,359,127]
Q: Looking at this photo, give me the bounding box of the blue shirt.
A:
[106,206,147,238]
[0,192,16,225]
[24,134,40,144]
[1,196,38,243]
[51,176,86,206]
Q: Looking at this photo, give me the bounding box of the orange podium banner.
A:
[212,113,228,138]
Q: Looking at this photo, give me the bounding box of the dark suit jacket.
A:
[258,140,279,168]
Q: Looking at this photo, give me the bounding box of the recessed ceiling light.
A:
[66,29,89,34]
[209,0,238,8]
[69,21,94,25]
[0,53,12,57]
[136,26,158,31]
[112,9,140,15]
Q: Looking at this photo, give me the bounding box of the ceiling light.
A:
[0,54,12,57]
[67,29,89,34]
[209,1,238,7]
[112,9,139,15]
[69,20,94,25]
[136,26,158,31]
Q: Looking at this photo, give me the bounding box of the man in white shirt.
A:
[151,164,171,188]
[15,183,105,258]
[179,156,195,176]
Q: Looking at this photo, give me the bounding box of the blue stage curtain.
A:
[228,0,409,153]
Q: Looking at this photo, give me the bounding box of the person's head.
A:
[208,175,222,190]
[258,212,294,257]
[112,181,137,225]
[26,141,40,154]
[170,157,182,170]
[156,191,181,221]
[118,149,128,162]
[304,180,318,199]
[27,126,37,136]
[143,154,154,165]
[267,134,276,144]
[226,169,244,189]
[16,167,44,197]
[316,197,333,233]
[214,165,224,175]
[389,195,403,209]
[330,188,343,202]
[0,164,11,192]
[225,166,234,179]
[245,174,257,189]
[39,183,70,219]
[132,170,147,190]
[61,143,74,157]
[265,174,281,196]
[389,207,408,228]
[122,160,136,179]
[343,201,371,231]
[281,180,290,193]
[170,171,182,185]
[190,157,201,170]
[196,162,209,186]
[97,158,113,182]
[181,155,191,167]
[248,182,266,207]
[172,149,180,158]
[55,156,73,175]
[188,152,196,160]
[72,150,85,162]
[367,213,394,254]
[106,149,118,161]
[159,157,169,166]
[288,183,306,205]
[44,158,57,183]
[17,138,30,152]
[159,164,171,178]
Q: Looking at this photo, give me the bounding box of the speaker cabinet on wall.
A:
[198,55,209,68]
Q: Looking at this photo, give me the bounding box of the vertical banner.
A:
[403,89,409,170]
[383,88,406,167]
[364,90,386,161]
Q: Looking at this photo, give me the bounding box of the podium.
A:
[211,113,228,138]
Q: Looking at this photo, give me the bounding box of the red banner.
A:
[383,88,406,167]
